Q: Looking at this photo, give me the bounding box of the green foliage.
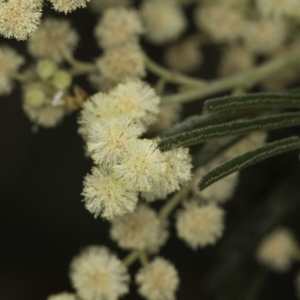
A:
[203,92,300,113]
[158,111,300,151]
[198,136,300,191]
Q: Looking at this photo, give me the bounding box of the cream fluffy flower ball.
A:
[218,45,255,78]
[257,228,299,272]
[148,104,181,134]
[0,46,24,95]
[87,116,144,166]
[176,202,225,249]
[110,204,169,253]
[109,78,160,127]
[113,139,166,192]
[96,42,146,83]
[140,0,187,44]
[0,0,42,40]
[143,147,192,202]
[82,167,138,220]
[164,38,203,73]
[70,246,130,300]
[23,103,66,128]
[47,293,76,300]
[194,4,245,42]
[95,7,144,49]
[28,18,79,63]
[79,79,159,140]
[243,19,286,55]
[135,257,179,300]
[255,0,300,18]
[49,0,90,13]
[77,91,116,140]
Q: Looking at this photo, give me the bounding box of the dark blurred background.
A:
[1,3,300,300]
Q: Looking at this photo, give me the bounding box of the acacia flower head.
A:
[47,292,76,300]
[0,0,42,40]
[82,167,138,220]
[148,104,181,134]
[135,257,179,300]
[95,7,144,49]
[164,38,203,73]
[110,204,169,253]
[28,18,79,63]
[194,4,245,42]
[96,42,146,83]
[244,19,286,55]
[77,91,117,140]
[143,147,192,202]
[257,228,299,272]
[49,0,90,13]
[110,78,160,128]
[141,0,187,44]
[113,139,166,192]
[70,245,130,300]
[87,116,144,166]
[218,45,255,78]
[176,202,225,249]
[0,46,24,95]
[255,0,300,18]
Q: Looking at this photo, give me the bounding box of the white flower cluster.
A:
[257,228,300,272]
[80,78,192,220]
[51,245,180,300]
[0,0,89,40]
[94,7,146,87]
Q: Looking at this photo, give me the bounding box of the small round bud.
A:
[24,86,47,108]
[36,59,58,79]
[52,70,72,90]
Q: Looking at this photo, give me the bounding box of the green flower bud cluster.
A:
[35,59,72,91]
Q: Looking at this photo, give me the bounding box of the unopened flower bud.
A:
[36,59,57,79]
[52,70,72,90]
[24,86,47,108]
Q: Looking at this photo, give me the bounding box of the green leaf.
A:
[158,111,300,151]
[192,135,245,168]
[163,110,250,137]
[203,92,300,113]
[198,136,300,191]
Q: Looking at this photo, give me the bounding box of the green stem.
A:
[122,183,191,268]
[122,250,139,267]
[138,250,149,267]
[158,183,190,221]
[162,49,300,105]
[10,72,35,83]
[144,55,206,87]
[62,51,98,76]
[70,64,98,76]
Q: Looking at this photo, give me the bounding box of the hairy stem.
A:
[145,55,206,87]
[162,49,300,105]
